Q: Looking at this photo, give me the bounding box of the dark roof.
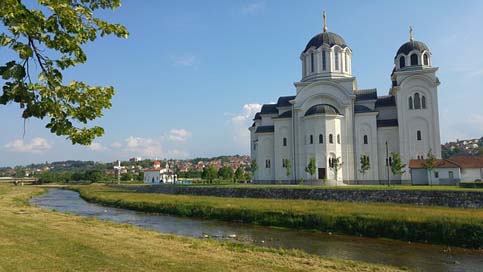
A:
[253,112,261,120]
[375,96,396,107]
[303,32,348,53]
[355,89,378,101]
[255,125,275,134]
[377,119,398,127]
[260,104,278,115]
[277,110,292,118]
[277,96,296,107]
[305,104,341,116]
[354,105,375,113]
[396,41,430,57]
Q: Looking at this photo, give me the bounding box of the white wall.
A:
[461,168,483,182]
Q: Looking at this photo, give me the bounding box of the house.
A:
[143,161,177,185]
[409,156,483,185]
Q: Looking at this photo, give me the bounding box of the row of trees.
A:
[37,170,142,184]
[201,166,249,183]
[251,149,438,185]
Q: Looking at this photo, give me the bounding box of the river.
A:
[30,189,483,271]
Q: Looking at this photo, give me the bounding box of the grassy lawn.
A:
[73,185,483,249]
[0,184,402,272]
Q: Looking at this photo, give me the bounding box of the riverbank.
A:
[111,184,483,208]
[72,185,483,249]
[0,185,400,271]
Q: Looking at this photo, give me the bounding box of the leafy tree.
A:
[250,160,258,174]
[71,172,84,181]
[121,172,133,181]
[282,158,292,177]
[84,169,103,182]
[0,0,128,145]
[202,165,217,184]
[218,166,233,180]
[332,157,343,184]
[14,167,26,178]
[390,152,406,186]
[423,149,437,187]
[359,155,370,180]
[305,157,316,180]
[234,167,244,183]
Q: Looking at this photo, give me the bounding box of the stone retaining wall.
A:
[111,185,483,208]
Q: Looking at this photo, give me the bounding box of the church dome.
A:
[303,32,348,53]
[396,40,430,57]
[305,104,341,116]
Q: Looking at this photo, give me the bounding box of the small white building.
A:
[409,156,483,185]
[143,160,177,185]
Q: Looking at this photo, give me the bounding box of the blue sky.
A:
[1,0,483,167]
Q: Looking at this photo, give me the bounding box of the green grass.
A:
[0,184,402,272]
[72,185,483,249]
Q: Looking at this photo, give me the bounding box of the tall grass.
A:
[72,186,483,249]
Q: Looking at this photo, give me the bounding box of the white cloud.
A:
[242,1,265,15]
[88,142,107,152]
[171,54,198,68]
[230,103,262,147]
[167,129,191,142]
[4,137,52,153]
[111,142,122,148]
[120,136,163,158]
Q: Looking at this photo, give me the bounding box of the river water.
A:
[30,189,483,271]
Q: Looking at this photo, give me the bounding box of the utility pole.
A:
[385,141,390,186]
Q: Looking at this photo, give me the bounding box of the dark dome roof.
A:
[305,104,341,116]
[396,41,430,56]
[303,32,348,53]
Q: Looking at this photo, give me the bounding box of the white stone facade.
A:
[249,21,441,184]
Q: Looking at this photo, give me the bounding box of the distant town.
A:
[0,155,251,183]
[1,136,482,183]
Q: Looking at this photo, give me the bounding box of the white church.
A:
[249,12,441,184]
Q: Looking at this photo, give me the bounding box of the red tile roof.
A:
[447,156,483,168]
[409,159,460,169]
[409,156,483,169]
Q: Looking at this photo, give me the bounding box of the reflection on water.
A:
[30,189,483,272]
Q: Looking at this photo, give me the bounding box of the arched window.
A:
[322,50,327,71]
[310,135,314,144]
[410,54,419,66]
[310,52,315,73]
[363,135,368,145]
[417,130,422,141]
[414,93,421,109]
[319,134,323,144]
[282,138,287,146]
[337,134,341,144]
[399,56,406,69]
[422,96,426,109]
[344,53,348,72]
[423,53,429,66]
[334,51,340,70]
[408,96,413,109]
[329,134,334,144]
